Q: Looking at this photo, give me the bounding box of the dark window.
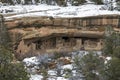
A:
[19,50,21,53]
[62,37,70,42]
[36,40,41,50]
[52,38,56,47]
[27,43,30,47]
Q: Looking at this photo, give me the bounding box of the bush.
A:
[73,52,104,80]
[72,0,86,6]
[104,58,120,80]
[90,0,103,4]
[55,0,67,6]
[113,46,120,58]
[0,46,29,80]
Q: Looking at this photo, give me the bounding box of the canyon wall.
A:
[5,15,120,29]
[3,15,120,59]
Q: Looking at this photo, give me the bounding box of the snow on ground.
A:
[22,51,104,80]
[30,74,68,80]
[62,64,73,70]
[48,70,57,76]
[23,57,40,66]
[30,70,69,80]
[1,4,119,20]
[30,74,43,80]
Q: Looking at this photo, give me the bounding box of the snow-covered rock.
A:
[62,64,73,70]
[105,57,112,64]
[48,70,57,76]
[1,4,119,20]
[23,57,40,67]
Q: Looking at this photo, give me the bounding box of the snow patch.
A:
[30,74,43,80]
[2,4,120,20]
[23,57,40,66]
[62,64,73,70]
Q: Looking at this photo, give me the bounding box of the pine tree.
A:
[0,15,11,47]
[0,15,29,80]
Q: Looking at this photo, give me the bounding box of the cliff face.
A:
[5,15,120,29]
[4,15,120,59]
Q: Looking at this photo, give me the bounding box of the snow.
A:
[62,64,73,70]
[23,51,103,80]
[56,77,68,80]
[105,57,112,64]
[30,70,69,80]
[23,57,40,66]
[0,4,119,20]
[48,70,57,76]
[106,57,112,60]
[30,74,43,80]
[48,77,68,80]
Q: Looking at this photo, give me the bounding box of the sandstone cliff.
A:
[3,15,120,59]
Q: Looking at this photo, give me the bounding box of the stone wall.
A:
[16,36,103,58]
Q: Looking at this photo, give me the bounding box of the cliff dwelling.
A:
[16,27,103,56]
[3,15,120,58]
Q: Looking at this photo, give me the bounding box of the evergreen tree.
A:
[73,52,104,80]
[102,26,120,80]
[103,26,114,56]
[90,0,103,4]
[0,15,11,47]
[0,15,29,80]
[113,46,120,58]
[116,0,120,6]
[103,57,120,80]
[0,46,29,80]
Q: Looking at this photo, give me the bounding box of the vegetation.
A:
[113,0,120,10]
[102,26,120,80]
[90,0,103,4]
[0,15,11,47]
[73,52,104,80]
[71,0,86,6]
[0,15,29,80]
[55,0,67,6]
[103,26,120,56]
[0,0,101,6]
[103,57,120,80]
[73,26,120,80]
[41,68,48,80]
[0,46,29,80]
